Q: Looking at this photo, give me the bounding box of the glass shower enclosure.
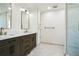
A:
[66,3,79,56]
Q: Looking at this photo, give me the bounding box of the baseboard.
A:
[41,42,64,46]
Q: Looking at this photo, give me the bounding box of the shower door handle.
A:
[78,22,79,31]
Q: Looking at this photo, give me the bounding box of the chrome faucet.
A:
[0,27,4,35]
[24,30,28,33]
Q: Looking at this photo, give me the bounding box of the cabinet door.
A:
[21,35,31,55]
[8,39,17,56]
[15,37,21,56]
[31,34,36,49]
[0,45,9,56]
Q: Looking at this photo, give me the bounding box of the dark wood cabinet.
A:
[31,34,36,49]
[0,33,36,56]
[19,33,36,56]
[0,40,9,56]
[20,35,31,55]
[0,45,9,56]
[8,39,17,56]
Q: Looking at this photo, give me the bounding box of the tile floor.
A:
[28,43,64,56]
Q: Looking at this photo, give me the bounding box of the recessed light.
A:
[8,7,11,10]
[29,14,32,16]
[53,5,58,8]
[47,6,52,10]
[26,11,29,14]
[20,8,25,12]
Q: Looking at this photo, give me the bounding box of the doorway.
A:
[40,7,66,46]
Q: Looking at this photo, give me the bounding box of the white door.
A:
[40,10,66,45]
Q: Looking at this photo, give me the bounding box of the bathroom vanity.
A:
[0,3,37,56]
[0,33,36,56]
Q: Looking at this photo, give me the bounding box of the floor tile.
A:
[28,43,64,56]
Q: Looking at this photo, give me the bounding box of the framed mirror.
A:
[0,3,12,29]
[21,9,30,31]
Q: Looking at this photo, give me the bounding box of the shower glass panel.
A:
[67,3,79,56]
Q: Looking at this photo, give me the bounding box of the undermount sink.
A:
[0,32,7,35]
[24,30,28,33]
[8,34,16,36]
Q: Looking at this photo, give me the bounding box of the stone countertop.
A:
[0,32,36,40]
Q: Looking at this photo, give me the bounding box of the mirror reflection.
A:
[21,8,30,32]
[0,3,12,29]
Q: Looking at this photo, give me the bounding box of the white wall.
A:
[7,4,38,33]
[7,4,22,34]
[40,10,66,45]
[37,10,41,45]
[29,9,40,45]
[29,10,38,33]
[7,4,39,45]
[7,3,66,46]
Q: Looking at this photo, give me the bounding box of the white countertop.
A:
[0,32,36,40]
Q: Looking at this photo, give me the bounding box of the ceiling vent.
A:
[52,5,58,8]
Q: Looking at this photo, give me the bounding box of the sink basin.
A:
[8,34,16,36]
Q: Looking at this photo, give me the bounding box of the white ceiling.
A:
[15,3,65,12]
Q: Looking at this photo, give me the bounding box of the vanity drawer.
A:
[30,33,36,49]
[0,45,9,56]
[0,33,36,56]
[22,39,31,50]
[8,39,17,56]
[0,40,8,47]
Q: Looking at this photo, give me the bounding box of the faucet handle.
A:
[4,32,7,35]
[1,27,4,30]
[0,27,5,35]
